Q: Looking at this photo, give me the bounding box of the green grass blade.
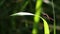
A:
[10,11,50,34]
[52,0,56,34]
[32,0,42,34]
[20,0,29,11]
[34,0,42,23]
[40,17,50,34]
[32,28,37,34]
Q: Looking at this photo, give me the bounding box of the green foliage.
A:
[0,0,57,34]
[32,0,50,34]
[11,0,50,34]
[32,0,43,34]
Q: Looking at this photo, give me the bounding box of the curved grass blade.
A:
[40,17,50,34]
[10,12,50,34]
[10,12,34,16]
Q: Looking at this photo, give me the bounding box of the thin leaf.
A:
[52,0,56,34]
[34,0,42,23]
[20,0,29,11]
[32,0,42,34]
[10,12,34,16]
[10,12,50,34]
[40,17,50,34]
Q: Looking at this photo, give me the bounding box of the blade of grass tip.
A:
[40,17,50,34]
[33,13,50,34]
[33,14,50,34]
[32,0,42,34]
[52,0,56,34]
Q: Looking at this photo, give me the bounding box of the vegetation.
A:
[0,0,60,34]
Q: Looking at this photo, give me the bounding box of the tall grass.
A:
[10,0,56,34]
[52,0,56,34]
[11,0,50,34]
[32,0,43,34]
[32,0,50,34]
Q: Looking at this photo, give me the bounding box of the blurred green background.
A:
[0,0,60,34]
